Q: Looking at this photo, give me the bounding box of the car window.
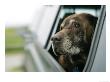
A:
[47,5,101,72]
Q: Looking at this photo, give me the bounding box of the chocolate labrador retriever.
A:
[51,13,97,72]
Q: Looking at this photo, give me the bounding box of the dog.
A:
[51,13,98,72]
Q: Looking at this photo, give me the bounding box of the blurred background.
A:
[5,4,43,72]
[5,5,64,72]
[6,5,103,72]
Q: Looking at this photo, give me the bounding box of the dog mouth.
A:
[52,42,65,56]
[52,40,81,56]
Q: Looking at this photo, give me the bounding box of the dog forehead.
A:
[61,19,76,27]
[60,13,89,28]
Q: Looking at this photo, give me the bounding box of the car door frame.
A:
[83,5,106,72]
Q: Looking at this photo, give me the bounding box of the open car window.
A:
[47,5,102,72]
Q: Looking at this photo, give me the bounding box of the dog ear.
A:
[84,14,98,45]
[86,14,98,30]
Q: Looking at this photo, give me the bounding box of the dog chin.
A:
[52,43,65,56]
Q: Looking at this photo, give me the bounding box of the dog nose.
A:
[51,36,61,42]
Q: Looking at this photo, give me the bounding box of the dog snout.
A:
[51,31,64,42]
[51,35,62,42]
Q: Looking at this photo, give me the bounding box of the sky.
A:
[5,1,42,26]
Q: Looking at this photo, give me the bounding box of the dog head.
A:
[51,13,97,56]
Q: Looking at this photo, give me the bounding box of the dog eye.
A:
[73,22,80,28]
